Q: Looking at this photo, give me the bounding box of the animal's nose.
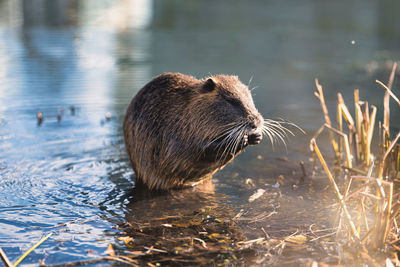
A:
[249,113,264,129]
[248,128,262,145]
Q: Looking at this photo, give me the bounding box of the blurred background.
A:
[0,0,399,265]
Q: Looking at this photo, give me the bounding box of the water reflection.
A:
[126,179,217,220]
[22,0,79,27]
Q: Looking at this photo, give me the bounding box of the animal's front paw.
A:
[248,129,262,145]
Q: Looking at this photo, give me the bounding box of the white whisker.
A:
[213,122,245,158]
[230,125,246,157]
[264,118,305,134]
[261,118,300,150]
[261,126,276,149]
[222,125,245,162]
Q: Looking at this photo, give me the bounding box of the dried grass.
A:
[310,63,400,260]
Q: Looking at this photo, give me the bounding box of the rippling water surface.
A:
[0,0,399,265]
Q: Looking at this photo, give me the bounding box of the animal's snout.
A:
[249,113,264,129]
[248,128,262,145]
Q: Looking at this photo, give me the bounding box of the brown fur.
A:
[124,73,263,190]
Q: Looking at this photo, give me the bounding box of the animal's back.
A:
[124,73,202,189]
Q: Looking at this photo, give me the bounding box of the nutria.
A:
[124,73,284,190]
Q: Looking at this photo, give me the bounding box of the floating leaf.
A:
[208,233,221,239]
[105,244,115,256]
[248,189,266,202]
[118,236,134,248]
[285,234,307,245]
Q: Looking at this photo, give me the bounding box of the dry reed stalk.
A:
[356,198,364,235]
[310,139,360,241]
[313,63,400,258]
[314,79,339,157]
[342,175,393,248]
[366,106,377,166]
[350,174,371,241]
[343,176,354,198]
[378,132,400,178]
[390,203,400,224]
[354,90,362,162]
[326,124,353,168]
[359,102,369,163]
[364,101,370,127]
[379,121,383,156]
[338,97,358,165]
[383,63,397,141]
[0,248,12,267]
[341,166,367,175]
[396,145,400,173]
[338,93,355,131]
[339,96,356,157]
[357,110,364,160]
[359,192,381,201]
[377,80,400,107]
[368,178,391,248]
[360,198,369,232]
[14,233,52,267]
[337,95,344,160]
[344,182,371,201]
[382,182,393,246]
[311,124,352,168]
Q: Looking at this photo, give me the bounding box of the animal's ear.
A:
[203,78,216,92]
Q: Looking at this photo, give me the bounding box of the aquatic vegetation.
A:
[1,233,52,267]
[310,63,400,264]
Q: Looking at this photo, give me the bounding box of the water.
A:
[0,0,399,265]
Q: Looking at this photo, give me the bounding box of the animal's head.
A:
[184,75,291,163]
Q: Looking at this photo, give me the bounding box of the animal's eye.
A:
[226,97,242,107]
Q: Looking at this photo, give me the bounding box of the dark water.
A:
[0,0,399,265]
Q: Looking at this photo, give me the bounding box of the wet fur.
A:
[124,73,264,190]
